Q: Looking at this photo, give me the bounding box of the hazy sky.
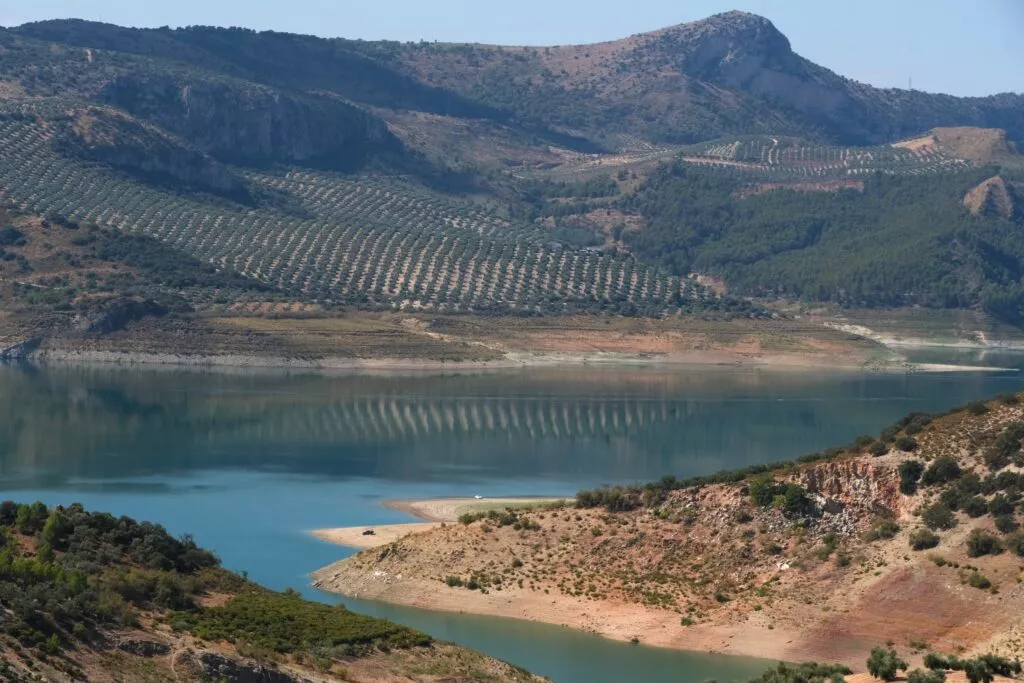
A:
[3,0,1022,97]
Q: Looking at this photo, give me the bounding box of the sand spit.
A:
[312,523,442,550]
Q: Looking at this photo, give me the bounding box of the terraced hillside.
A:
[535,134,977,184]
[0,101,714,315]
[678,137,972,178]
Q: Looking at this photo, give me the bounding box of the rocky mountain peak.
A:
[671,11,796,85]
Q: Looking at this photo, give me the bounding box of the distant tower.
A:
[909,75,913,91]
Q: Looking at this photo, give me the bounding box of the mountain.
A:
[336,10,1024,148]
[12,12,1024,154]
[2,12,1024,331]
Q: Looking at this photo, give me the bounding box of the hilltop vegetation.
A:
[316,392,1024,669]
[0,500,541,682]
[622,163,1024,322]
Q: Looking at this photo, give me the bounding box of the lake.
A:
[1,361,1022,682]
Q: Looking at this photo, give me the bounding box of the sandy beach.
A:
[311,496,570,550]
[312,523,443,549]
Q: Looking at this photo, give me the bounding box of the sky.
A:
[2,0,1023,97]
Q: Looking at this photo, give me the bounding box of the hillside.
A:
[314,393,1024,672]
[964,176,1022,220]
[615,163,1024,322]
[0,501,542,682]
[342,11,1024,149]
[1,12,1024,331]
[10,13,1024,156]
[895,127,1023,167]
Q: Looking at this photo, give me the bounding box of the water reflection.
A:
[2,364,1023,489]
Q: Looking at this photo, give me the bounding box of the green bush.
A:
[1006,532,1024,556]
[921,504,957,531]
[899,460,925,495]
[994,514,1019,534]
[863,520,900,542]
[870,441,889,457]
[909,529,940,551]
[965,401,990,416]
[895,436,919,453]
[746,662,851,683]
[988,494,1016,516]
[984,423,1024,471]
[867,646,908,681]
[967,572,992,590]
[961,496,989,518]
[907,668,946,683]
[750,478,812,516]
[966,530,1003,558]
[921,457,962,486]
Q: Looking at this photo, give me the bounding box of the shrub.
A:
[994,514,1019,534]
[895,436,919,453]
[988,494,1015,516]
[909,529,940,551]
[924,652,953,670]
[445,576,464,587]
[0,226,25,246]
[965,401,990,416]
[967,571,992,590]
[867,646,908,681]
[899,460,925,495]
[927,653,1022,683]
[965,530,1003,558]
[863,519,901,542]
[751,479,812,516]
[907,668,946,683]
[870,441,890,457]
[746,662,852,683]
[961,496,989,518]
[921,457,962,486]
[853,435,876,450]
[1006,532,1024,556]
[984,423,1024,471]
[921,504,957,531]
[750,476,779,507]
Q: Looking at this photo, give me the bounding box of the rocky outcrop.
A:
[57,107,251,201]
[99,73,398,169]
[195,652,311,683]
[799,459,901,519]
[73,298,168,336]
[0,337,40,362]
[117,639,171,657]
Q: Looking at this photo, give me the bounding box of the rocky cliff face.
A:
[57,107,252,201]
[99,73,398,169]
[799,459,902,521]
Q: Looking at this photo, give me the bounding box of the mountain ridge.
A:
[11,12,1024,150]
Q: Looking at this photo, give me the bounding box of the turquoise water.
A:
[1,362,1022,682]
